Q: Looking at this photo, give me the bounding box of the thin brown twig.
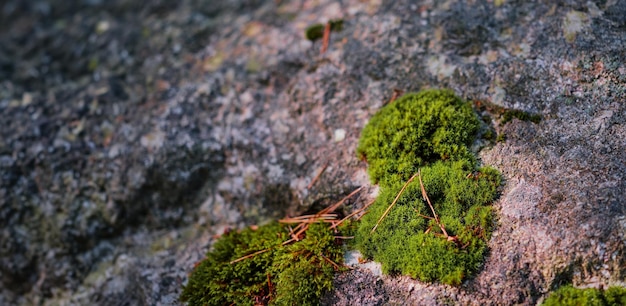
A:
[330,198,376,229]
[321,22,331,54]
[283,218,337,224]
[417,169,449,238]
[414,210,435,220]
[281,238,296,246]
[266,273,273,297]
[371,172,420,233]
[319,186,364,216]
[387,88,404,104]
[307,162,329,189]
[279,214,337,223]
[230,248,271,264]
[289,223,306,241]
[321,254,341,270]
[355,210,370,221]
[231,187,362,265]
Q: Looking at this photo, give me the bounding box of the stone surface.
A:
[0,0,624,305]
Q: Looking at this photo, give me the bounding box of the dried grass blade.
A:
[230,248,271,264]
[418,169,449,237]
[319,186,364,216]
[331,198,375,229]
[371,172,419,233]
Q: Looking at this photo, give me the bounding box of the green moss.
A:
[180,222,344,305]
[496,133,507,143]
[543,285,626,306]
[356,160,499,285]
[501,109,541,125]
[356,89,479,187]
[355,89,501,285]
[305,20,344,41]
[483,129,495,142]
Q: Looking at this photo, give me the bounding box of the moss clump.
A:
[355,89,500,285]
[356,160,500,285]
[305,20,344,41]
[543,285,626,306]
[356,89,480,187]
[501,109,541,125]
[180,222,343,305]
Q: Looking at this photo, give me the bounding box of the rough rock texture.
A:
[0,0,624,305]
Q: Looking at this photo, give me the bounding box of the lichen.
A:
[180,222,344,305]
[355,89,501,285]
[542,285,626,306]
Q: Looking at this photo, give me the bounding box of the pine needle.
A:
[371,172,419,233]
[230,249,271,264]
[418,169,449,238]
[330,198,375,229]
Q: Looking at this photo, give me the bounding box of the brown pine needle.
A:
[355,209,370,221]
[387,88,404,104]
[279,214,337,223]
[319,186,364,216]
[267,273,273,296]
[230,248,271,264]
[333,236,354,239]
[415,212,435,220]
[321,22,331,54]
[331,198,375,229]
[321,254,341,270]
[231,186,363,265]
[281,238,296,246]
[307,162,328,189]
[418,169,449,238]
[371,172,419,233]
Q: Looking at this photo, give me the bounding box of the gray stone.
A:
[0,0,624,305]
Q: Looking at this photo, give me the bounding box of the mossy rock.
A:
[180,222,343,305]
[542,285,626,306]
[356,160,500,285]
[355,89,501,285]
[356,89,480,187]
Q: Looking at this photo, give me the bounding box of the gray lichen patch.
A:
[563,10,589,43]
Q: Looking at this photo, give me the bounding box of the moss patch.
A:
[305,20,344,41]
[180,222,344,305]
[473,99,541,125]
[356,90,480,187]
[543,285,626,306]
[355,89,501,285]
[501,109,541,124]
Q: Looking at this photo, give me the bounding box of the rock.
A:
[0,0,624,305]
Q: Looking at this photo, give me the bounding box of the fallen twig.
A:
[307,162,328,189]
[417,169,449,238]
[387,88,404,104]
[333,236,354,239]
[330,198,375,229]
[319,186,364,216]
[321,254,341,270]
[266,273,273,297]
[230,249,271,264]
[279,214,337,223]
[231,186,363,264]
[371,173,419,233]
[321,22,331,54]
